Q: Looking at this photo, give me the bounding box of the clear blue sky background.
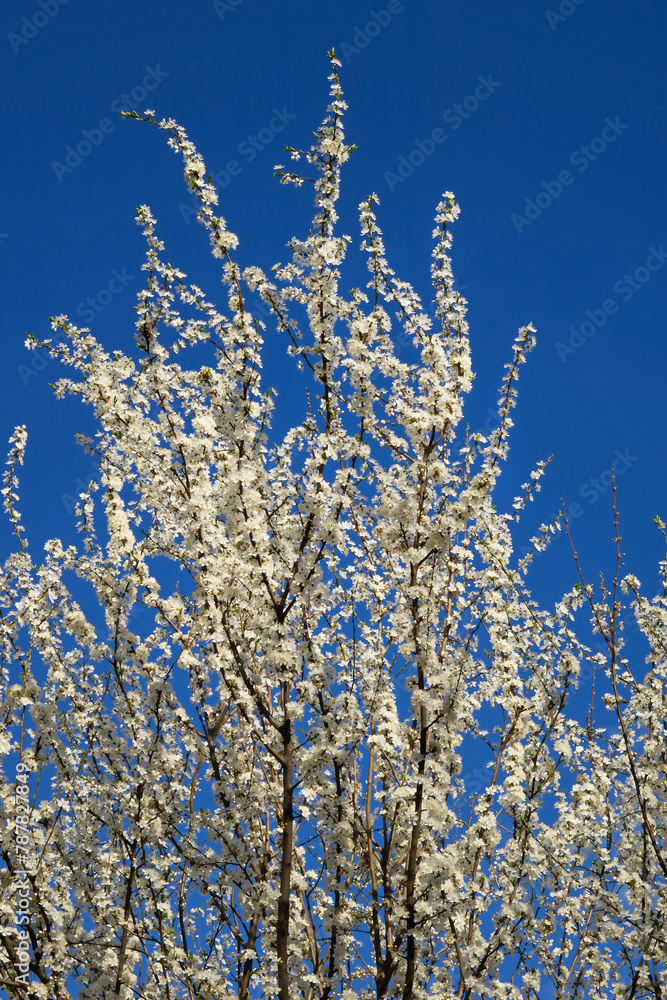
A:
[2,0,666,638]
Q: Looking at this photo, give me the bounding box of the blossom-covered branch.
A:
[0,50,665,1000]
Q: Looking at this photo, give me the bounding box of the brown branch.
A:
[277,686,294,1000]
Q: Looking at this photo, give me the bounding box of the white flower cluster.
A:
[0,51,665,1000]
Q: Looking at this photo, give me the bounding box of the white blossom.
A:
[0,51,664,1000]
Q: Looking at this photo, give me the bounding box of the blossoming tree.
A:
[1,52,665,1000]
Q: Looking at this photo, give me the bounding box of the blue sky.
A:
[2,0,666,633]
